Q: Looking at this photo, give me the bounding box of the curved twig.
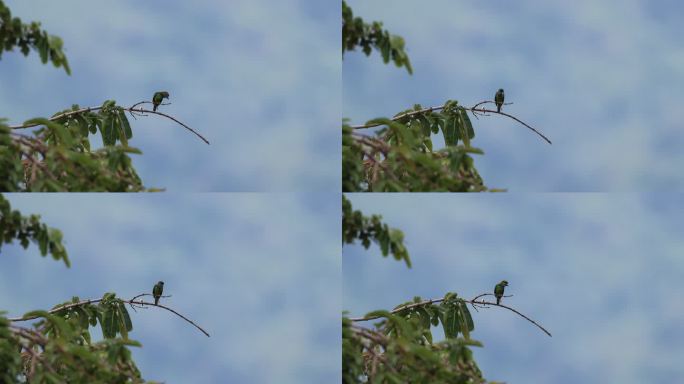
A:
[349,100,551,145]
[348,292,552,337]
[471,107,551,145]
[130,299,210,337]
[8,293,210,338]
[472,299,551,337]
[8,101,210,145]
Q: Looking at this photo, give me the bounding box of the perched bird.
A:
[494,88,505,113]
[153,281,164,305]
[152,91,170,112]
[494,280,508,305]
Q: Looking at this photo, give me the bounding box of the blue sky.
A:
[343,193,684,383]
[0,193,340,383]
[343,0,684,191]
[0,0,339,191]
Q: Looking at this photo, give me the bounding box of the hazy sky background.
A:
[0,193,340,383]
[1,0,339,191]
[343,0,684,191]
[344,193,684,383]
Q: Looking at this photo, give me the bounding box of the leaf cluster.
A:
[0,293,145,383]
[0,0,150,192]
[33,293,134,343]
[47,100,134,148]
[0,0,70,74]
[342,195,411,267]
[342,293,485,383]
[0,194,69,266]
[0,100,146,191]
[342,1,412,74]
[1,318,143,383]
[343,101,488,192]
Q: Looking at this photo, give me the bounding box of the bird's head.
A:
[500,280,508,286]
[498,88,504,93]
[158,281,164,286]
[161,91,170,99]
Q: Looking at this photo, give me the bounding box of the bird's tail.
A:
[155,297,159,305]
[497,105,501,113]
[496,297,501,305]
[153,105,158,112]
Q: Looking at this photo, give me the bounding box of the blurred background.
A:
[1,193,340,383]
[344,193,684,383]
[343,0,684,191]
[1,0,339,191]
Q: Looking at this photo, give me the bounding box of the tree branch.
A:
[8,293,210,338]
[8,101,210,145]
[349,100,552,145]
[348,292,552,337]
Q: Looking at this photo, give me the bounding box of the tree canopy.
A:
[0,194,208,383]
[342,1,550,192]
[342,196,550,383]
[0,1,207,191]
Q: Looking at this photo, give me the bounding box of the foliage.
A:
[342,195,411,267]
[1,100,147,191]
[0,194,69,266]
[342,293,488,384]
[0,292,145,384]
[341,198,507,382]
[0,1,144,192]
[0,2,206,191]
[341,2,492,192]
[0,0,70,74]
[0,314,144,383]
[343,101,488,192]
[342,0,412,74]
[341,204,487,383]
[0,198,146,382]
[0,197,207,382]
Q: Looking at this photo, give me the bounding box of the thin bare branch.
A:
[132,300,210,337]
[8,101,210,145]
[348,292,552,337]
[473,299,552,337]
[348,100,551,144]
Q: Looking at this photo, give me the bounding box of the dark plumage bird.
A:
[494,88,505,113]
[152,91,170,112]
[494,280,508,305]
[153,281,164,305]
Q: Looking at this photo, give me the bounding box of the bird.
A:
[152,281,164,305]
[494,280,508,305]
[494,88,505,113]
[152,91,170,112]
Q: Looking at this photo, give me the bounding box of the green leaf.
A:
[118,109,133,141]
[101,100,116,109]
[459,301,474,332]
[460,107,475,140]
[101,308,116,339]
[364,310,392,319]
[439,116,455,147]
[115,112,129,146]
[116,303,131,339]
[100,116,116,146]
[22,310,50,319]
[119,302,133,332]
[23,118,74,147]
[458,108,473,147]
[423,136,433,152]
